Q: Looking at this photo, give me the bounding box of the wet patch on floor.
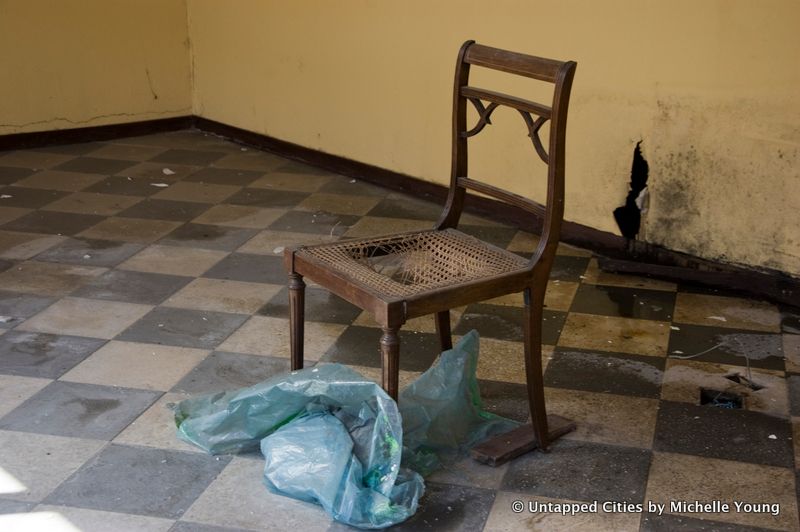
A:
[545,348,664,398]
[667,324,785,371]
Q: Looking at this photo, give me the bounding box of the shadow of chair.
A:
[284,40,577,464]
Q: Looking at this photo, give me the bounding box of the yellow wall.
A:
[187,0,800,277]
[0,0,191,134]
[2,1,798,277]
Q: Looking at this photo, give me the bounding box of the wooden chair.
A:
[284,41,577,463]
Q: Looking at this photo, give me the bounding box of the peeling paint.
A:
[645,97,800,276]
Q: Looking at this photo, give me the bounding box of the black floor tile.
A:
[160,223,258,251]
[457,224,518,249]
[267,209,358,235]
[226,187,309,208]
[202,253,286,284]
[0,259,11,273]
[259,286,362,324]
[34,237,144,267]
[477,380,530,423]
[84,176,165,196]
[501,439,651,503]
[640,512,779,532]
[34,142,106,156]
[0,381,160,439]
[171,351,289,394]
[0,291,54,328]
[2,210,104,235]
[277,160,333,176]
[569,283,675,321]
[0,331,104,379]
[0,499,35,514]
[338,482,494,532]
[367,196,441,221]
[788,375,800,417]
[454,303,566,345]
[549,255,592,282]
[318,177,389,197]
[183,167,264,186]
[0,186,68,208]
[545,348,664,398]
[780,306,800,334]
[54,156,136,175]
[44,444,231,519]
[118,307,249,349]
[653,400,794,468]
[150,148,226,166]
[667,324,785,371]
[0,166,35,185]
[72,269,192,305]
[118,198,212,221]
[322,326,441,372]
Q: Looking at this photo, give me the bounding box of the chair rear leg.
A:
[380,327,400,400]
[435,310,453,351]
[523,287,550,450]
[288,273,306,370]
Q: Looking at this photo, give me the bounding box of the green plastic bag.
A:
[400,329,520,474]
[173,330,520,529]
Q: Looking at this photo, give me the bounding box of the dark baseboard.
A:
[2,115,797,307]
[0,116,194,151]
[195,117,799,308]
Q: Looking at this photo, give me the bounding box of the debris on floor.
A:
[174,330,516,529]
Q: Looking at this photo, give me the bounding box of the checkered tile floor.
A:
[0,130,798,531]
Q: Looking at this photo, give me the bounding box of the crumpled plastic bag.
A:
[400,329,520,475]
[174,362,422,528]
[261,412,424,528]
[173,329,520,529]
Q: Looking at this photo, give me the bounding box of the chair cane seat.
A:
[297,228,529,299]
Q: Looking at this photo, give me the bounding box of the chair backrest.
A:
[436,41,577,273]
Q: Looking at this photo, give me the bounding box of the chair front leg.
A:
[523,286,550,450]
[380,327,400,400]
[288,273,306,371]
[435,310,453,351]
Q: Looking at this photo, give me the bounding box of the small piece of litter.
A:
[0,194,12,199]
[768,434,777,440]
[273,246,285,254]
[670,326,681,330]
[607,340,613,344]
[82,254,91,260]
[202,317,207,321]
[672,350,684,354]
[349,179,357,183]
[579,275,587,279]
[162,168,176,175]
[158,323,164,328]
[0,316,14,324]
[707,316,727,322]
[150,183,169,188]
[126,176,132,181]
[240,147,248,151]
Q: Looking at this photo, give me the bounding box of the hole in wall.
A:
[699,388,744,409]
[613,141,649,239]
